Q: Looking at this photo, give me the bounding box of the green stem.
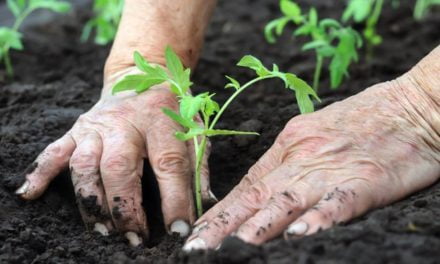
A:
[312,54,323,92]
[365,0,384,57]
[192,75,275,217]
[4,49,13,77]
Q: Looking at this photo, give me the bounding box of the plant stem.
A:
[365,0,384,57]
[192,75,275,217]
[4,50,13,77]
[312,54,323,92]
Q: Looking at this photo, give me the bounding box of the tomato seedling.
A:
[342,0,384,56]
[265,0,362,91]
[81,0,124,45]
[414,0,440,20]
[112,47,319,217]
[0,0,71,78]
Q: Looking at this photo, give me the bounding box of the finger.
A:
[284,182,374,238]
[69,131,112,234]
[16,134,76,200]
[100,130,148,241]
[235,185,320,245]
[193,141,284,227]
[147,109,194,237]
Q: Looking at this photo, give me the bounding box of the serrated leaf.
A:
[180,95,205,120]
[225,75,240,90]
[237,55,270,77]
[7,0,21,17]
[162,108,198,129]
[203,94,220,117]
[264,17,290,44]
[112,74,165,94]
[284,73,319,113]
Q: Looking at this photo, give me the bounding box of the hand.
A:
[183,73,440,250]
[15,68,212,246]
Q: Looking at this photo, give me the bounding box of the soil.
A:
[1,0,440,263]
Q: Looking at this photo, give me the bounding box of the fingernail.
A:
[170,220,190,237]
[286,221,308,236]
[192,221,208,234]
[182,238,206,252]
[125,232,142,247]
[93,222,109,236]
[209,190,218,202]
[15,181,30,195]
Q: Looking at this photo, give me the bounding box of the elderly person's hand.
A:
[184,46,440,250]
[15,0,217,246]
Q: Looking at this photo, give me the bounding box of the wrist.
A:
[391,46,440,156]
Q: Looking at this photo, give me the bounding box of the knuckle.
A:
[102,154,135,174]
[240,181,272,209]
[153,151,190,177]
[70,152,99,172]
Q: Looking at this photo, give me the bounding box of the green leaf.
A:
[302,40,328,51]
[294,24,311,36]
[225,75,241,90]
[163,108,198,129]
[237,55,270,77]
[0,27,23,50]
[29,0,71,13]
[285,73,319,113]
[280,0,302,19]
[112,74,165,94]
[164,46,193,95]
[308,8,318,26]
[342,0,372,22]
[180,95,205,120]
[264,17,290,44]
[202,94,220,117]
[319,18,341,30]
[7,0,21,17]
[205,129,259,137]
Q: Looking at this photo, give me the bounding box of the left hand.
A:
[183,73,440,250]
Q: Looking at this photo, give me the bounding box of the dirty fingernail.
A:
[15,181,30,195]
[286,221,308,236]
[93,222,109,236]
[192,221,208,234]
[170,220,190,237]
[125,231,142,247]
[183,238,207,252]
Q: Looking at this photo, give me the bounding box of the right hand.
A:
[15,68,212,245]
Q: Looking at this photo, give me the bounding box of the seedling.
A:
[342,0,384,56]
[414,0,440,20]
[265,0,362,91]
[81,0,124,45]
[112,47,319,217]
[0,0,71,77]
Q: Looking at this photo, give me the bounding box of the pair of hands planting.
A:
[15,0,440,249]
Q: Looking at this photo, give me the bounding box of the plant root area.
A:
[1,1,440,263]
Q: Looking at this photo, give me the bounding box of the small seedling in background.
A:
[0,0,71,77]
[113,47,319,217]
[342,0,384,56]
[81,0,124,45]
[265,0,362,91]
[414,0,440,20]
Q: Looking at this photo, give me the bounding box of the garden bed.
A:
[1,0,440,263]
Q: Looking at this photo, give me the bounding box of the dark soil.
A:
[1,0,440,263]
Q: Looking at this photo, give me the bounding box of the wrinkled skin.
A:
[184,62,440,250]
[15,69,212,242]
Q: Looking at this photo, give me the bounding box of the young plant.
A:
[0,0,71,77]
[414,0,440,20]
[342,0,384,56]
[265,0,362,91]
[81,0,124,45]
[112,47,319,217]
